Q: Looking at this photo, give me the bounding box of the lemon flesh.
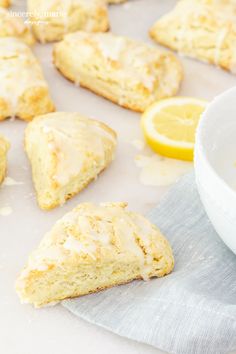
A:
[141,97,207,161]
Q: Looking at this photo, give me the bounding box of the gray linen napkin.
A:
[62,173,236,354]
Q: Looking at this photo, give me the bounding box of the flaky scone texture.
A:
[16,202,174,307]
[53,31,183,112]
[25,112,117,210]
[0,0,10,8]
[0,38,55,121]
[0,8,35,45]
[0,134,10,184]
[150,0,236,73]
[27,0,109,43]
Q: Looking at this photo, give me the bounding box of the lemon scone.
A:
[0,0,10,7]
[0,8,35,45]
[25,112,117,210]
[0,38,55,121]
[0,134,9,184]
[27,0,109,43]
[16,202,174,307]
[150,0,236,73]
[53,32,183,112]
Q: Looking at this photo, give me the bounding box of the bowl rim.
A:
[195,85,236,201]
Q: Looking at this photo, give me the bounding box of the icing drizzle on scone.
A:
[0,38,48,117]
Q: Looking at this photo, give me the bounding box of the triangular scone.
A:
[0,38,55,121]
[25,112,117,210]
[0,134,10,184]
[0,8,35,45]
[53,32,183,112]
[150,0,236,73]
[0,0,10,8]
[16,202,174,307]
[27,0,109,43]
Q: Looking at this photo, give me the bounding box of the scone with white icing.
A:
[0,8,35,45]
[0,0,10,7]
[27,0,109,43]
[25,112,117,210]
[16,202,174,307]
[0,134,9,184]
[0,38,55,121]
[150,0,236,73]
[53,32,183,112]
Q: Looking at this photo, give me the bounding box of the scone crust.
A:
[0,0,10,8]
[0,134,10,184]
[0,38,54,121]
[25,112,117,210]
[53,31,183,112]
[16,202,174,307]
[0,8,35,45]
[150,0,236,73]
[28,0,109,43]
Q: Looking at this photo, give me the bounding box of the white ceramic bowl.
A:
[195,86,236,255]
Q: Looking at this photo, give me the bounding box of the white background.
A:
[0,1,236,353]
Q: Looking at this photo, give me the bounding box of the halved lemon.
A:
[141,97,207,161]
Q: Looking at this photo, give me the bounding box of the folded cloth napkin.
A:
[63,173,236,354]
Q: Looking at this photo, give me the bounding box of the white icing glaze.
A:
[77,203,155,279]
[39,114,116,185]
[65,32,172,92]
[64,235,97,260]
[0,38,48,116]
[214,28,228,65]
[34,203,158,280]
[115,216,146,263]
[2,177,23,186]
[0,206,12,216]
[97,35,125,61]
[114,214,155,280]
[21,246,66,277]
[30,0,106,42]
[91,123,117,145]
[174,0,236,66]
[135,153,193,186]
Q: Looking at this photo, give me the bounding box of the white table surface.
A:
[0,1,236,353]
